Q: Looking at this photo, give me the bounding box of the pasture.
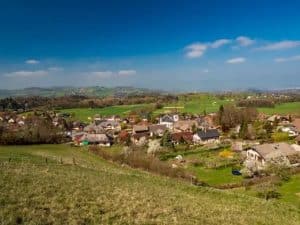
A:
[60,104,146,121]
[257,102,300,115]
[0,144,299,224]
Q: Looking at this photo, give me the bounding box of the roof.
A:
[171,132,193,143]
[98,121,120,127]
[160,115,174,123]
[292,118,300,131]
[80,133,110,143]
[196,129,220,140]
[133,125,149,132]
[83,124,105,133]
[252,143,298,160]
[173,120,197,131]
[149,124,167,133]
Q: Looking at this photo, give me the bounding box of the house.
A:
[267,115,290,125]
[133,125,149,134]
[292,118,300,132]
[296,135,300,145]
[149,124,167,137]
[8,118,15,124]
[98,120,121,132]
[196,115,215,130]
[131,132,150,143]
[193,129,220,144]
[171,132,193,145]
[173,120,197,132]
[246,143,299,169]
[159,114,179,129]
[83,124,105,134]
[131,124,149,143]
[79,133,112,146]
[280,126,298,137]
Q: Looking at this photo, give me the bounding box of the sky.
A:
[0,0,300,91]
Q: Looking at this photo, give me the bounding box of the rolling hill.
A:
[0,144,299,225]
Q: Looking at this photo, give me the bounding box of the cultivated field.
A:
[0,144,299,225]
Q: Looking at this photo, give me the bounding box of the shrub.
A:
[271,132,290,142]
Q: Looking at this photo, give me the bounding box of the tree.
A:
[239,121,248,139]
[161,131,173,148]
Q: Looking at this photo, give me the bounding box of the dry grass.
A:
[0,145,299,225]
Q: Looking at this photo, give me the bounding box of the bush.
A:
[255,182,281,200]
[89,146,203,184]
[271,132,290,142]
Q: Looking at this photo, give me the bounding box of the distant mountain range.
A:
[0,86,165,98]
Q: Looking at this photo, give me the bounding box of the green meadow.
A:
[0,144,299,224]
[155,94,232,114]
[257,102,300,115]
[60,104,146,121]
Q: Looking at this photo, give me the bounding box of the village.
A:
[1,104,300,186]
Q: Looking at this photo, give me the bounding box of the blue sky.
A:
[0,0,300,91]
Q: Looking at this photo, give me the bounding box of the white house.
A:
[245,143,299,169]
[159,114,179,129]
[280,126,298,137]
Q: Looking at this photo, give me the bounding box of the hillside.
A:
[0,86,163,98]
[0,145,299,225]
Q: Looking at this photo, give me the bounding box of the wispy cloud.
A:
[202,69,210,73]
[118,70,136,76]
[185,43,208,58]
[185,39,231,58]
[90,71,113,78]
[25,59,40,65]
[210,39,232,48]
[48,67,64,71]
[256,40,300,51]
[4,70,48,78]
[90,70,136,78]
[274,55,300,62]
[236,36,255,46]
[226,57,246,64]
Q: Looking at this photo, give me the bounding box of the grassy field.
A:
[0,144,299,224]
[161,146,243,186]
[155,94,231,114]
[257,102,300,115]
[278,174,300,206]
[60,104,146,121]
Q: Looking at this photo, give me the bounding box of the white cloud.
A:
[202,69,210,73]
[226,57,246,64]
[25,59,40,64]
[4,70,48,78]
[236,36,255,46]
[48,67,64,71]
[90,71,113,78]
[256,40,300,51]
[185,39,232,58]
[118,70,136,76]
[274,55,300,62]
[185,43,208,58]
[210,39,231,48]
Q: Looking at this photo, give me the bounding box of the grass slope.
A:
[0,145,299,225]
